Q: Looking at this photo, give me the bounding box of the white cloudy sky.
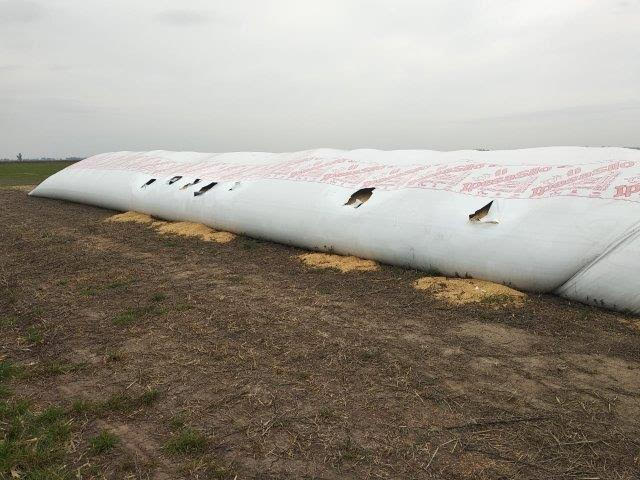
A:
[1,0,639,158]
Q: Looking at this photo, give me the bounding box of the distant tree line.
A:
[0,155,85,162]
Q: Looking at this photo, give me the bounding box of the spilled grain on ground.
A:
[154,221,235,243]
[106,211,155,224]
[297,252,379,273]
[105,211,235,243]
[414,276,526,305]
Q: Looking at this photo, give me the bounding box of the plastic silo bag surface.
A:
[30,147,640,313]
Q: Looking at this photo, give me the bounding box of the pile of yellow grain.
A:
[105,211,235,244]
[297,252,379,273]
[414,276,526,305]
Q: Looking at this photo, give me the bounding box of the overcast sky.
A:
[1,0,639,158]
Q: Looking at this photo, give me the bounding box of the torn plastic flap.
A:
[469,200,500,224]
[344,187,375,208]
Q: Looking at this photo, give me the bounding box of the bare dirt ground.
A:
[1,187,639,479]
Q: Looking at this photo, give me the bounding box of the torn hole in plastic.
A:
[180,178,201,190]
[168,175,183,185]
[194,182,218,197]
[141,178,156,188]
[344,187,375,208]
[469,200,499,223]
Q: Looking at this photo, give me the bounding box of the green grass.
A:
[318,406,336,420]
[112,309,139,326]
[25,327,43,345]
[25,362,85,379]
[1,361,74,479]
[0,384,157,477]
[89,430,119,455]
[105,350,124,363]
[67,389,160,419]
[0,404,73,478]
[106,279,133,290]
[169,413,187,430]
[175,303,194,312]
[151,292,166,302]
[101,394,136,413]
[79,286,98,296]
[0,361,21,383]
[164,428,208,455]
[0,386,10,399]
[113,304,168,326]
[359,348,382,362]
[139,389,160,406]
[0,316,17,329]
[70,399,92,415]
[0,161,76,187]
[336,437,370,463]
[181,454,233,479]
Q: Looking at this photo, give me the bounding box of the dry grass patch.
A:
[6,185,36,192]
[298,252,379,273]
[414,276,525,305]
[105,211,235,243]
[617,316,640,332]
